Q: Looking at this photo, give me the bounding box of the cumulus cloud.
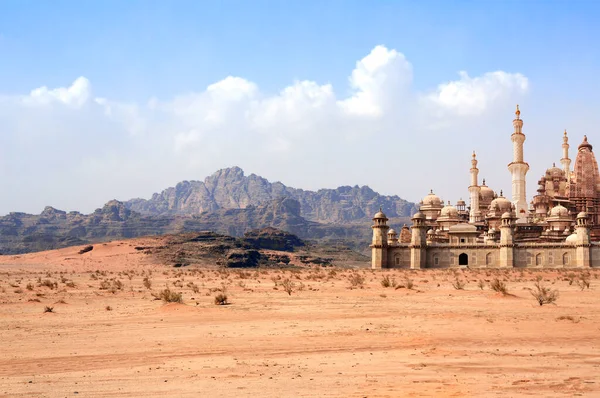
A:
[0,45,531,214]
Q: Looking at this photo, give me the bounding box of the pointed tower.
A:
[508,105,530,222]
[561,130,571,176]
[468,151,481,223]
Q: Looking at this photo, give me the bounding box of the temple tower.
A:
[499,211,515,267]
[561,130,571,176]
[508,105,530,222]
[370,209,389,269]
[468,151,481,223]
[410,212,427,269]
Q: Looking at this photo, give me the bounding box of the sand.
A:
[1,240,599,397]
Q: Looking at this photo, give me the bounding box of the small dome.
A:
[387,228,397,236]
[490,195,513,214]
[566,233,578,244]
[427,229,435,235]
[373,209,388,219]
[546,164,565,178]
[412,212,426,219]
[577,211,588,219]
[422,190,442,207]
[549,204,569,218]
[479,182,495,202]
[501,211,513,219]
[456,199,466,206]
[439,203,459,218]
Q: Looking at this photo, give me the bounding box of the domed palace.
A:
[371,106,599,269]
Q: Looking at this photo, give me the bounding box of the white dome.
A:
[439,203,459,218]
[490,196,513,214]
[422,191,442,207]
[388,228,397,235]
[566,233,578,244]
[549,204,569,218]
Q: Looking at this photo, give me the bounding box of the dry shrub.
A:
[281,278,295,295]
[39,279,57,290]
[156,287,183,303]
[452,278,466,290]
[143,277,152,290]
[405,277,414,290]
[348,273,365,289]
[477,280,485,290]
[43,306,54,313]
[577,275,590,291]
[380,275,396,288]
[186,281,200,293]
[531,281,559,306]
[214,293,228,305]
[105,305,113,311]
[556,315,579,323]
[490,278,508,295]
[65,281,76,288]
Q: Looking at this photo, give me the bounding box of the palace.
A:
[371,106,600,269]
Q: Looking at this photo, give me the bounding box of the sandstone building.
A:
[371,106,599,268]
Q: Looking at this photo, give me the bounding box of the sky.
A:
[1,0,600,214]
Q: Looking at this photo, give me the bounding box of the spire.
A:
[579,135,593,151]
[515,104,520,120]
[483,178,486,185]
[561,129,571,175]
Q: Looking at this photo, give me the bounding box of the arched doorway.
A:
[459,253,469,266]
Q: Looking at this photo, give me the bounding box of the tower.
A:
[499,211,515,268]
[410,212,427,269]
[561,130,571,176]
[468,151,481,223]
[370,208,389,269]
[575,212,591,267]
[508,105,530,222]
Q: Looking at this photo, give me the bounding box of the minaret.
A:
[370,208,389,269]
[410,212,427,269]
[575,212,591,267]
[499,211,515,268]
[468,151,481,223]
[508,105,530,222]
[561,129,571,176]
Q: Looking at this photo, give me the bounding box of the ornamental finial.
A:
[515,104,520,119]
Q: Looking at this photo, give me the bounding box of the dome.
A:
[546,164,565,179]
[422,190,442,207]
[490,195,513,214]
[412,212,426,219]
[388,228,397,235]
[566,233,578,244]
[456,199,466,206]
[549,204,569,218]
[373,209,388,219]
[577,212,588,219]
[479,183,495,202]
[501,211,513,219]
[439,203,459,218]
[427,229,435,235]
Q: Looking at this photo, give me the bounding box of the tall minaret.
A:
[508,105,529,222]
[561,129,571,176]
[468,151,481,223]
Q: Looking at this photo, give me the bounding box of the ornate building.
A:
[371,106,600,268]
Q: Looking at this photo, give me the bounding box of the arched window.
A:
[395,255,401,266]
[535,253,543,266]
[433,255,440,266]
[459,253,468,266]
[486,252,493,266]
[562,252,570,266]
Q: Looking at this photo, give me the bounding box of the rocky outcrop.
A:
[125,167,418,223]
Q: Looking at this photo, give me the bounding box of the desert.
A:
[1,237,599,397]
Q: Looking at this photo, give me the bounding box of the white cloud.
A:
[25,76,91,108]
[0,45,532,214]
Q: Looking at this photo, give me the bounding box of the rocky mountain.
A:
[0,197,382,255]
[125,166,418,223]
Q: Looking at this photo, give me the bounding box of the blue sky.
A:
[1,1,600,213]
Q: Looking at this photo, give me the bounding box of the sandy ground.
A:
[1,240,600,397]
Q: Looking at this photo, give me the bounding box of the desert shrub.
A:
[577,275,590,291]
[143,277,152,290]
[348,273,365,289]
[490,278,508,295]
[531,282,559,306]
[477,280,485,290]
[566,273,576,285]
[105,305,113,311]
[214,293,228,305]
[452,278,466,290]
[281,278,295,295]
[405,277,414,290]
[380,275,396,288]
[40,279,57,290]
[556,315,579,323]
[65,281,76,288]
[44,306,54,313]
[186,282,200,293]
[157,288,183,303]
